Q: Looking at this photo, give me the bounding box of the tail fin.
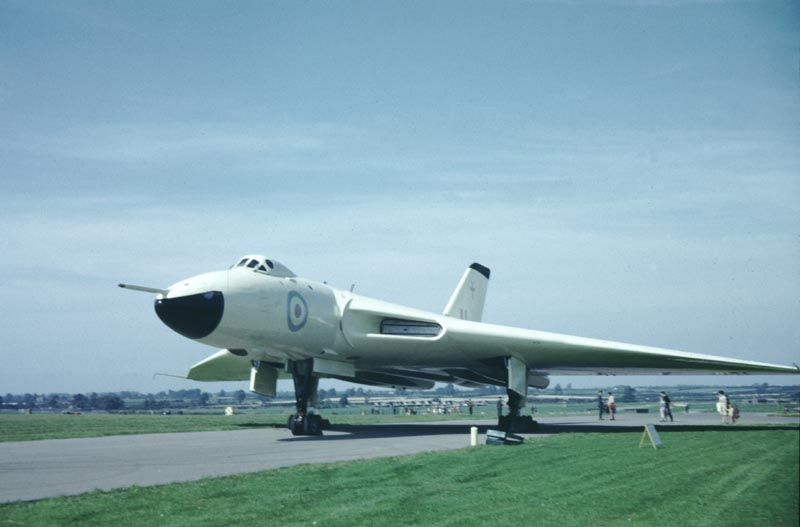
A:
[443,263,490,321]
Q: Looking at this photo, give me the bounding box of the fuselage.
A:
[148,254,800,383]
[154,256,459,371]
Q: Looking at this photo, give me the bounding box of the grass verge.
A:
[0,413,284,442]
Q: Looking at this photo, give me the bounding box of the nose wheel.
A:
[287,359,329,436]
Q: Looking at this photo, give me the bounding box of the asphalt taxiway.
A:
[1,412,797,503]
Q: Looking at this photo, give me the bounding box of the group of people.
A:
[716,390,739,424]
[495,390,739,423]
[597,390,675,421]
[658,391,673,422]
[597,390,617,420]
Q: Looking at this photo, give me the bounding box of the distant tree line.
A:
[70,393,125,411]
[1,392,124,411]
[0,388,270,412]
[2,383,796,412]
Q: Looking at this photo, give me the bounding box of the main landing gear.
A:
[286,359,329,436]
[498,389,537,433]
[498,357,539,433]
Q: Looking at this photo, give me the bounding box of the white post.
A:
[470,426,478,447]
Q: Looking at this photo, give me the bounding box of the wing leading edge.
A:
[442,318,799,376]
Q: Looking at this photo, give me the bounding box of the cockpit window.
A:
[232,255,293,277]
[235,256,270,272]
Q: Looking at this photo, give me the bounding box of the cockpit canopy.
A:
[232,255,295,278]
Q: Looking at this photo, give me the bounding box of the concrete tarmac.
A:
[1,412,797,503]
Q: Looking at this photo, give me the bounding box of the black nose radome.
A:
[155,291,224,339]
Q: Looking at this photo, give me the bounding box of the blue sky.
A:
[1,1,798,394]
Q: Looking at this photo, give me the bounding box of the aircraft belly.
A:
[340,335,488,368]
[338,339,443,362]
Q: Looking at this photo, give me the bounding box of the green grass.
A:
[0,413,282,442]
[1,429,797,527]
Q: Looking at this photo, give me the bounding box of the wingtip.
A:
[469,262,491,279]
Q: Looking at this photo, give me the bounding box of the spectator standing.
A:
[597,390,604,420]
[607,392,616,420]
[726,398,736,424]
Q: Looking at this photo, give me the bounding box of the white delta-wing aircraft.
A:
[121,255,798,435]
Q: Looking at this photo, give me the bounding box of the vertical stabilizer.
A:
[443,263,490,321]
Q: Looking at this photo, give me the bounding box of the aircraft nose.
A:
[154,291,224,339]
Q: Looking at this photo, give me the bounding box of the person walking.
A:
[467,399,474,416]
[659,393,668,421]
[661,391,673,422]
[597,390,604,420]
[726,397,736,424]
[717,391,729,424]
[607,392,616,420]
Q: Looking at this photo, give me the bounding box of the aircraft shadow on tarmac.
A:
[277,424,486,441]
[273,422,799,441]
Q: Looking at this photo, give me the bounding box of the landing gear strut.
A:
[498,388,537,433]
[498,357,538,433]
[286,358,329,436]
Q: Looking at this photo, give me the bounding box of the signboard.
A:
[485,429,525,446]
[639,424,663,449]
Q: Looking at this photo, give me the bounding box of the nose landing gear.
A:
[287,413,325,435]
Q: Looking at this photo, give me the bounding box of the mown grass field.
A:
[1,428,797,527]
[0,413,279,442]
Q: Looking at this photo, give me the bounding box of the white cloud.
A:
[4,122,352,162]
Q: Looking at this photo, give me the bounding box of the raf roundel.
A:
[286,291,308,332]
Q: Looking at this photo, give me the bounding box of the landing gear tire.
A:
[288,414,323,436]
[499,415,538,433]
[286,359,325,436]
